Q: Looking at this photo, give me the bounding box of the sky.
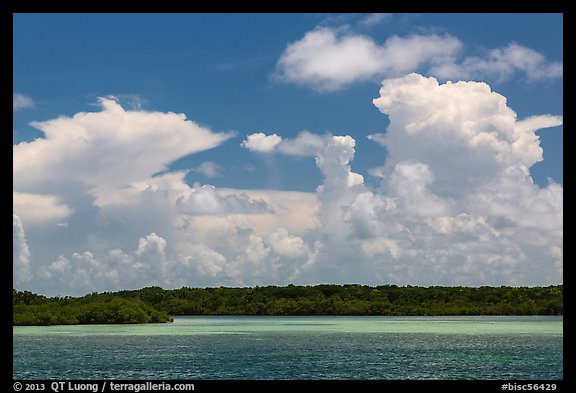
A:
[13,13,563,296]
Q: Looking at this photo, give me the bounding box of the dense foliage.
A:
[13,284,562,325]
[13,290,173,325]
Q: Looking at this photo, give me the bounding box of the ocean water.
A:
[13,316,563,380]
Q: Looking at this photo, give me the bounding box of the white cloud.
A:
[275,27,562,92]
[13,191,73,226]
[362,238,400,259]
[13,215,32,284]
[242,130,328,157]
[357,74,561,285]
[13,76,562,295]
[13,93,34,111]
[468,165,563,233]
[135,232,167,259]
[431,43,563,82]
[513,115,563,162]
[13,97,234,204]
[388,161,449,217]
[134,232,168,282]
[11,95,321,294]
[275,27,461,92]
[278,131,328,157]
[251,74,561,286]
[37,239,167,293]
[176,183,269,216]
[371,73,563,196]
[241,72,562,284]
[242,132,365,240]
[241,132,282,152]
[105,94,148,110]
[266,228,309,258]
[39,255,72,281]
[359,13,393,27]
[179,243,228,278]
[218,188,319,237]
[195,161,222,178]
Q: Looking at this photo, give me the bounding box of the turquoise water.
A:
[13,316,563,380]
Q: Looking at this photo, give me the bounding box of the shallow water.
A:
[13,316,563,380]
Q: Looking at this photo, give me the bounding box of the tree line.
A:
[13,284,562,325]
[13,291,173,325]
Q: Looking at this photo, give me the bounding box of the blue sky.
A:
[13,13,563,295]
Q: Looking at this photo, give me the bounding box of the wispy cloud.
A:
[431,42,563,82]
[195,161,222,178]
[104,94,148,110]
[13,93,34,111]
[359,13,393,27]
[214,56,269,71]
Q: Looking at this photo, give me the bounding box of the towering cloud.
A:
[243,73,562,286]
[14,75,562,295]
[356,74,562,285]
[13,99,319,295]
[13,215,32,284]
[370,73,562,196]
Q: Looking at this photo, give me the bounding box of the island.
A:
[13,284,562,326]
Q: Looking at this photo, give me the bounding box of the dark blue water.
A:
[13,316,563,380]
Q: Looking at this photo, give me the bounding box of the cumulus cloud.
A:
[13,98,282,294]
[245,74,562,286]
[362,238,400,259]
[12,97,321,294]
[468,165,563,233]
[180,243,228,278]
[135,232,167,259]
[275,27,562,92]
[388,162,449,217]
[217,189,319,237]
[176,183,269,216]
[242,131,365,240]
[267,228,309,258]
[277,131,328,157]
[242,130,329,157]
[14,76,562,295]
[13,93,34,111]
[359,75,561,285]
[13,191,73,226]
[370,73,563,196]
[37,236,168,293]
[275,27,461,92]
[13,97,234,204]
[241,132,282,152]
